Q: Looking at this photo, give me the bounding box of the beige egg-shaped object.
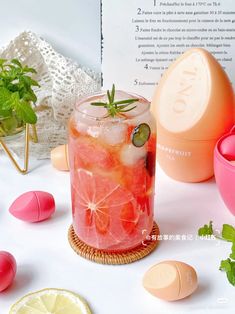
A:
[151,48,235,182]
[51,144,69,171]
[143,261,198,301]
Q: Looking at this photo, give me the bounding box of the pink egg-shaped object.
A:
[9,191,55,222]
[0,251,17,292]
[218,134,235,161]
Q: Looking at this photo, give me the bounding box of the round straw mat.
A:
[68,222,159,265]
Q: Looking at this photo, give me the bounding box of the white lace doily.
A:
[0,31,101,159]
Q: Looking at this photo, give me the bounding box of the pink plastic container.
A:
[214,126,235,215]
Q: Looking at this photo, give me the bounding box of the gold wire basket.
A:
[0,124,38,174]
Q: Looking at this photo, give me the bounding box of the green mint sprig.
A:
[198,221,235,286]
[220,259,235,286]
[222,224,235,243]
[198,221,213,236]
[0,58,39,126]
[90,84,139,118]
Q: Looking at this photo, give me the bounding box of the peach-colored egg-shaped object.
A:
[9,191,55,223]
[0,251,17,292]
[51,144,69,171]
[143,261,198,301]
[151,48,234,182]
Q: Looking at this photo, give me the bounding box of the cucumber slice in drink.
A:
[132,123,151,147]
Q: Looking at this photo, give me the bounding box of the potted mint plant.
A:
[0,58,38,138]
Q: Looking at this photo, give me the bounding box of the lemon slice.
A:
[9,288,92,314]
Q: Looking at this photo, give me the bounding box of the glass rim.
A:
[74,90,151,121]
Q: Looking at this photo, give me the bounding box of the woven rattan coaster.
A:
[68,222,159,265]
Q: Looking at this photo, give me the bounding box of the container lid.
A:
[151,48,234,140]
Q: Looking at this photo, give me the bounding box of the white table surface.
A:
[0,2,235,313]
[0,156,235,314]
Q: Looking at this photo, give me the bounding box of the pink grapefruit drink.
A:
[68,89,156,251]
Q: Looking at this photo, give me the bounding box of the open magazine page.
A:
[102,0,235,99]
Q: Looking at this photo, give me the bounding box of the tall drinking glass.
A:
[68,90,156,251]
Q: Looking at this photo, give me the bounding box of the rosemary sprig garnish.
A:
[91,84,139,118]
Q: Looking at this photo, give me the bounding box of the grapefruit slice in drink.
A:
[72,168,148,251]
[71,135,117,170]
